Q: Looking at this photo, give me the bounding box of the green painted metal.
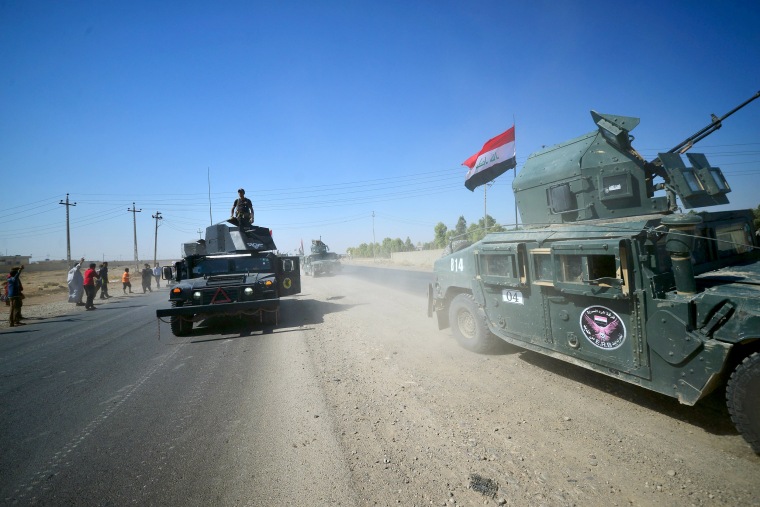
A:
[430,94,760,452]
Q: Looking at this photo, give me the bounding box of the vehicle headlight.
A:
[244,287,253,295]
[193,291,202,300]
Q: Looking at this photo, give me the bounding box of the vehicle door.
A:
[475,243,541,343]
[277,256,301,296]
[546,239,648,377]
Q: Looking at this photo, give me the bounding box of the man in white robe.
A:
[67,258,85,306]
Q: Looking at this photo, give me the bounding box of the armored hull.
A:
[429,93,760,453]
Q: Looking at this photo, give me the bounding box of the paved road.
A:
[0,265,429,504]
[0,291,355,505]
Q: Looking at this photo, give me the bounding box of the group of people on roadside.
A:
[8,188,249,327]
[66,258,113,310]
[66,260,163,311]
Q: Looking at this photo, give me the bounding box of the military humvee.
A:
[302,238,341,277]
[429,92,760,453]
[157,223,301,336]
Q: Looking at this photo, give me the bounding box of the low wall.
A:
[26,259,180,273]
[344,249,444,272]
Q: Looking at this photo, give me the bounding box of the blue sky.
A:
[1,0,759,262]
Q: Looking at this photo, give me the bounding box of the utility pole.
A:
[372,211,376,262]
[197,228,203,239]
[128,203,142,273]
[152,211,162,265]
[59,193,77,267]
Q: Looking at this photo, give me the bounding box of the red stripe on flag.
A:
[462,126,515,169]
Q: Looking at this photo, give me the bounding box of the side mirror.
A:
[282,259,294,272]
[162,266,174,281]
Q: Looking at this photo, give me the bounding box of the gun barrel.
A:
[666,90,760,154]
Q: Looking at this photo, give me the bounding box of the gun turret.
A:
[311,239,329,255]
[513,91,760,226]
[203,223,277,254]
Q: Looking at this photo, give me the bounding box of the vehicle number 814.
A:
[450,258,464,272]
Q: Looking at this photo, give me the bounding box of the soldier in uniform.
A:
[230,188,254,229]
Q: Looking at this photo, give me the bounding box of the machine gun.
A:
[665,90,760,155]
[648,90,760,210]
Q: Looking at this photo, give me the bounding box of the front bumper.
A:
[156,298,279,318]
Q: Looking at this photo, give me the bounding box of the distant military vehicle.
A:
[157,223,301,336]
[428,92,760,453]
[302,238,341,277]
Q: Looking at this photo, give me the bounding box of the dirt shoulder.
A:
[301,272,759,506]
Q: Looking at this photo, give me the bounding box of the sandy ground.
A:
[300,273,760,506]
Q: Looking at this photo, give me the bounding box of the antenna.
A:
[208,167,213,226]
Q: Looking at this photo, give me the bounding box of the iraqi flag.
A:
[462,125,516,191]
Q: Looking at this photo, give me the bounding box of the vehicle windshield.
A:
[191,256,272,276]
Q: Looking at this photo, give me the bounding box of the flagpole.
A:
[513,116,518,230]
[484,184,487,235]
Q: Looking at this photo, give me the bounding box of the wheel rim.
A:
[457,308,476,340]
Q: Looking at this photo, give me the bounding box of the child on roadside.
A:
[122,268,132,294]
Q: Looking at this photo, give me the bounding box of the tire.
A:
[727,352,760,454]
[448,293,501,353]
[169,301,193,337]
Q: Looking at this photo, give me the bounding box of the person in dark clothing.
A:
[7,266,24,326]
[83,263,100,310]
[141,264,153,293]
[99,262,110,299]
[5,271,25,320]
[230,188,254,228]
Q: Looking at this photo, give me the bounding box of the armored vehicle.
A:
[157,223,301,336]
[428,92,760,453]
[302,238,341,276]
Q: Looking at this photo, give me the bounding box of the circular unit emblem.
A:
[579,305,626,350]
[283,278,292,289]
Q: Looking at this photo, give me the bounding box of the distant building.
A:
[0,255,32,268]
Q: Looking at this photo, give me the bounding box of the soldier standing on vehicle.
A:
[231,188,254,228]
